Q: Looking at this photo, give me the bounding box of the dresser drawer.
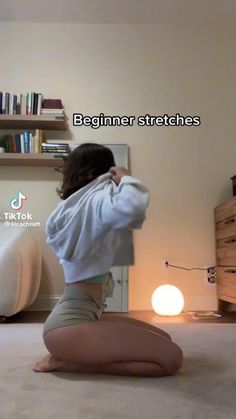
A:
[217,287,236,303]
[216,239,236,266]
[214,198,236,223]
[215,215,236,240]
[217,236,236,248]
[217,267,236,301]
[217,267,236,285]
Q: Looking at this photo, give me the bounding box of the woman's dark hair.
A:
[56,143,116,200]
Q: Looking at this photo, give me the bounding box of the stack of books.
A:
[0,92,65,117]
[26,92,43,115]
[41,141,70,156]
[0,129,45,153]
[0,91,44,115]
[41,99,64,117]
[0,92,24,115]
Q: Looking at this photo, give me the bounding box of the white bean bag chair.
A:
[0,224,42,317]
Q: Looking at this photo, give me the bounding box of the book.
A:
[20,134,24,152]
[1,134,14,152]
[37,94,43,115]
[21,95,27,115]
[2,93,6,114]
[41,109,64,114]
[5,93,10,114]
[34,130,39,153]
[33,93,38,115]
[37,129,45,153]
[26,93,30,115]
[46,141,69,146]
[16,94,22,114]
[24,131,30,153]
[42,149,69,153]
[15,134,21,152]
[30,92,34,115]
[0,135,7,150]
[12,133,16,152]
[13,95,17,114]
[30,132,33,153]
[42,142,69,146]
[42,99,63,109]
[9,94,14,115]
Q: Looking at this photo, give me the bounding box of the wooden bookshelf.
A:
[0,115,67,130]
[0,153,65,167]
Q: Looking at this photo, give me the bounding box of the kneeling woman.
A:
[34,143,183,377]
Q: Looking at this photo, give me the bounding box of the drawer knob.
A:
[224,269,236,274]
[225,238,236,244]
[224,218,235,225]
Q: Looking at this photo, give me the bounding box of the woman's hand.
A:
[109,166,131,185]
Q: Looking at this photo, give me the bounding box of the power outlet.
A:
[206,266,216,285]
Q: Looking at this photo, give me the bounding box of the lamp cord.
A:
[166,262,221,319]
[183,311,222,319]
[166,262,208,271]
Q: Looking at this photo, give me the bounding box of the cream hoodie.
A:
[45,172,150,282]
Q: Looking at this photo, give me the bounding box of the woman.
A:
[34,143,183,377]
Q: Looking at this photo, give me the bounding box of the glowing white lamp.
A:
[151,284,184,316]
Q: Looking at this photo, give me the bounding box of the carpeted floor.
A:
[0,323,236,419]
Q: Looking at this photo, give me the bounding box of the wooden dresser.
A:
[214,196,236,311]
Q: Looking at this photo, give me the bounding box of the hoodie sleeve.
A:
[95,175,150,230]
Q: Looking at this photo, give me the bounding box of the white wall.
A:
[0,22,235,311]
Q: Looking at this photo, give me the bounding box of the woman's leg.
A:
[38,320,183,377]
[33,354,168,377]
[100,314,172,340]
[34,317,171,374]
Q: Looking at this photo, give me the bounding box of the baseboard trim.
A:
[24,295,61,311]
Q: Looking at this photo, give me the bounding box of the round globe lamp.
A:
[151,284,184,316]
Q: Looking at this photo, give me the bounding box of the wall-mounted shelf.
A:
[0,115,67,130]
[0,153,65,167]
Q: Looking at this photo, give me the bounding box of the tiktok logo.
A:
[10,192,27,210]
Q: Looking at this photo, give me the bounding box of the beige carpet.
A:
[0,323,236,419]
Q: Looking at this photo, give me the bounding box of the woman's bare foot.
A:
[33,354,63,372]
[33,354,81,373]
